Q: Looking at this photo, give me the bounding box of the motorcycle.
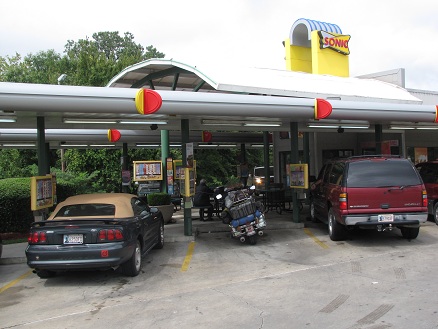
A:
[216,185,266,245]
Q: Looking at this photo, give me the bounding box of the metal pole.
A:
[290,122,300,223]
[121,143,128,193]
[375,124,382,155]
[181,119,192,236]
[263,131,270,190]
[303,132,310,205]
[240,143,247,187]
[37,116,48,176]
[161,130,169,193]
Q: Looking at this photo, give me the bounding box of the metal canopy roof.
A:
[107,59,421,104]
[0,58,434,149]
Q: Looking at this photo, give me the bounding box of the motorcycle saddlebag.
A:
[230,213,255,228]
[230,199,257,219]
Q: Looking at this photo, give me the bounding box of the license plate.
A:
[378,214,394,222]
[246,225,254,233]
[64,234,83,244]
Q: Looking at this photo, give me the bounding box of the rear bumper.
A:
[25,241,135,271]
[344,212,428,227]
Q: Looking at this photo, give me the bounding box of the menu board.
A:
[31,175,54,210]
[133,161,163,181]
[289,163,309,189]
[173,160,197,180]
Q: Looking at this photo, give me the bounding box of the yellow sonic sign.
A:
[318,31,351,55]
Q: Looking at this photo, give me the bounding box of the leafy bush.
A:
[147,192,171,206]
[0,178,34,233]
[0,173,104,234]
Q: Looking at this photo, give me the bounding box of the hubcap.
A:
[134,244,141,271]
[328,214,333,235]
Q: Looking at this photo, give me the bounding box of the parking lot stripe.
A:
[303,228,329,249]
[180,241,195,272]
[0,269,33,294]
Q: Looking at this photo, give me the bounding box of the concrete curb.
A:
[0,257,27,265]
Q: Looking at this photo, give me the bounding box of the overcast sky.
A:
[1,0,437,91]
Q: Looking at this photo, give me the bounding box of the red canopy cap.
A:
[314,99,332,119]
[202,131,212,142]
[107,129,121,142]
[135,89,163,115]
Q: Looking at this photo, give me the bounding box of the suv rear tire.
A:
[310,200,318,223]
[433,203,438,225]
[400,227,420,239]
[328,208,347,241]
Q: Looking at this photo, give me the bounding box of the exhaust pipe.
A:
[258,230,264,236]
[240,236,246,243]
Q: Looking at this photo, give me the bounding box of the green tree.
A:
[193,148,265,187]
[63,148,162,192]
[63,31,165,86]
[0,31,165,86]
[0,50,63,84]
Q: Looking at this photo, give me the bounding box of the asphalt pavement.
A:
[0,205,307,266]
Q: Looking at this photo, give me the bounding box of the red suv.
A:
[415,161,438,224]
[310,155,428,241]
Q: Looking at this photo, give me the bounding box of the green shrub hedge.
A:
[0,178,33,233]
[0,178,85,234]
[147,192,171,206]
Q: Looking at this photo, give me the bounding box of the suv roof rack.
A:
[347,154,402,159]
[325,154,402,163]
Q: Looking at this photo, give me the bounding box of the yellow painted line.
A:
[180,241,195,272]
[0,270,33,294]
[303,228,329,249]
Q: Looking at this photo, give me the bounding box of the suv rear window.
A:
[346,160,421,188]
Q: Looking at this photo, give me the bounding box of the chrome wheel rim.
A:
[328,213,333,235]
[134,244,141,272]
[160,225,164,244]
[434,205,438,225]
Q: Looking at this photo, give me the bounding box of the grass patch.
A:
[3,238,28,245]
[1,233,28,244]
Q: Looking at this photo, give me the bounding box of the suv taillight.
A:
[28,231,47,244]
[422,190,428,207]
[339,192,347,210]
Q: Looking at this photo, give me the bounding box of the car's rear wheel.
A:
[154,221,164,249]
[400,227,420,239]
[328,208,347,241]
[120,240,142,277]
[310,200,318,222]
[36,269,56,279]
[433,203,438,225]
